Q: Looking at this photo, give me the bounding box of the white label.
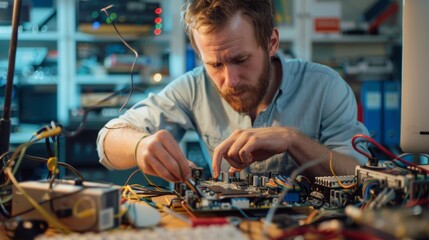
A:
[366,92,381,109]
[99,207,114,231]
[385,93,399,110]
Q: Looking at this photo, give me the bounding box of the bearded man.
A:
[97,0,369,182]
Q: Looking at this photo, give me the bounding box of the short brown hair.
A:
[182,0,274,52]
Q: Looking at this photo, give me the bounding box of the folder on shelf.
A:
[382,81,400,146]
[361,81,383,144]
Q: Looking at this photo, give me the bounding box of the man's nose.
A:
[224,65,239,88]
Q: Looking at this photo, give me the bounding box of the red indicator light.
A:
[155,17,162,24]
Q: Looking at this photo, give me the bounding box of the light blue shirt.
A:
[97,55,369,177]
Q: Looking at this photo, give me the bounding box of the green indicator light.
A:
[110,12,118,20]
[92,11,98,18]
[155,23,162,29]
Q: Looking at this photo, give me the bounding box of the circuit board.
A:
[175,170,312,217]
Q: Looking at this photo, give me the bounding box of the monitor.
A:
[400,0,429,153]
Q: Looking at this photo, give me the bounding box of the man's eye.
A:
[211,63,222,69]
[234,58,246,64]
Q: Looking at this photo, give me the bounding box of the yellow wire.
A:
[5,167,72,234]
[35,126,62,140]
[133,134,163,191]
[72,196,96,219]
[329,151,356,189]
[164,197,171,206]
[122,185,140,202]
[304,209,319,224]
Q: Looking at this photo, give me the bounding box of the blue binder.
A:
[382,81,401,146]
[361,81,383,143]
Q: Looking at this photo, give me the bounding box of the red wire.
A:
[351,134,429,174]
[181,201,197,218]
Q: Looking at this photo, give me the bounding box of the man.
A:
[97,0,369,183]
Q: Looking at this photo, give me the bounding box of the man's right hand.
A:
[135,130,192,182]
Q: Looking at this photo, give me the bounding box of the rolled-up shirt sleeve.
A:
[97,70,201,170]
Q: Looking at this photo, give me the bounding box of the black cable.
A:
[344,184,362,206]
[44,137,53,158]
[63,87,130,138]
[8,186,86,219]
[22,155,85,181]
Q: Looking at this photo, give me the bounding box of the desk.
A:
[152,195,286,239]
[11,187,429,239]
[34,194,287,240]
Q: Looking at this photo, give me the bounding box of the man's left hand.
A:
[212,127,297,178]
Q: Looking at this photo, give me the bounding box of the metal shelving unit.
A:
[55,0,185,125]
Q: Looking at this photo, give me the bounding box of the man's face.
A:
[192,12,272,113]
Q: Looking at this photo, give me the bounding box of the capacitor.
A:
[261,176,268,187]
[220,171,226,182]
[247,174,253,184]
[253,175,260,187]
[234,172,240,181]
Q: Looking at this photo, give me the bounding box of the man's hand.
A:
[135,130,192,182]
[212,127,297,178]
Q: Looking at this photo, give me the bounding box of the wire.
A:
[180,200,197,218]
[63,4,141,137]
[124,169,140,186]
[4,167,72,233]
[329,151,356,189]
[397,152,429,165]
[64,89,128,138]
[263,157,326,237]
[101,4,138,112]
[352,134,429,174]
[304,209,320,224]
[230,206,259,221]
[72,196,96,219]
[9,187,87,219]
[23,155,85,181]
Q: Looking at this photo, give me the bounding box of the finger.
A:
[239,150,254,165]
[226,129,258,167]
[223,155,247,169]
[138,154,179,182]
[142,133,188,181]
[212,138,235,179]
[226,134,247,165]
[230,129,258,165]
[187,160,197,168]
[228,167,242,174]
[161,136,192,180]
[154,130,191,180]
[143,137,184,181]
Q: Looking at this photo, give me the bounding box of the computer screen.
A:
[400,0,429,153]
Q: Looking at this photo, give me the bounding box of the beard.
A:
[219,53,271,113]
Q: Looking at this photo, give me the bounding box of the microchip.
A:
[207,186,249,195]
[208,185,225,193]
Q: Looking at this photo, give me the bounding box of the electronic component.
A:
[176,172,311,217]
[356,164,429,206]
[309,175,356,208]
[77,0,161,34]
[346,205,429,239]
[12,180,121,232]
